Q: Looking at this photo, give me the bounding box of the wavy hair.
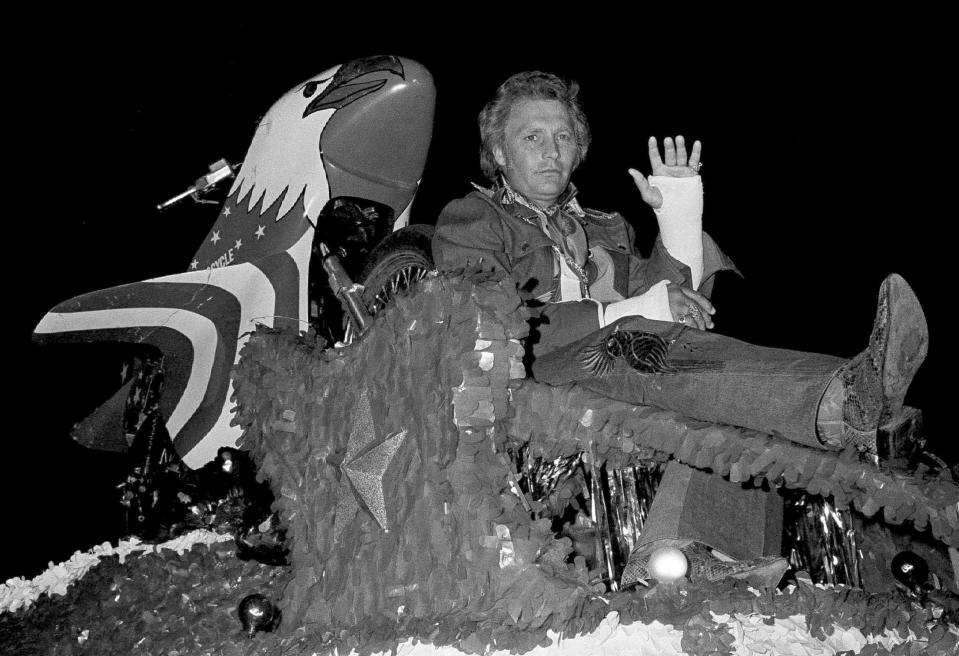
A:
[478,71,591,182]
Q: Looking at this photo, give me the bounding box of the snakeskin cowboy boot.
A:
[827,274,929,451]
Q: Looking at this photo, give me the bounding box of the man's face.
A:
[494,98,578,207]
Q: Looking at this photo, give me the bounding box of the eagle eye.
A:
[303,78,331,98]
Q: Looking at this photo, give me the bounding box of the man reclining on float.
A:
[431,71,929,581]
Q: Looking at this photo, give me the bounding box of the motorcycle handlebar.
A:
[156,159,236,211]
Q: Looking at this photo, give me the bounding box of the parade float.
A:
[3,56,958,655]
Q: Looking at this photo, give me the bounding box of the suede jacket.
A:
[431,183,738,353]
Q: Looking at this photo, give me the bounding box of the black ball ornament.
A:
[219,447,241,475]
[891,551,929,591]
[238,593,279,637]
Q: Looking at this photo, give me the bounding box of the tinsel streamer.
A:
[605,462,665,573]
[784,491,863,587]
[586,443,618,590]
[509,445,582,514]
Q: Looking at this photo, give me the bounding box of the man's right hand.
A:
[668,282,715,330]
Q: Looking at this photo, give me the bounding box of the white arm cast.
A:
[601,279,671,326]
[650,175,704,289]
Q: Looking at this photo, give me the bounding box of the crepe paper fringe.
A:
[4,538,957,655]
[507,382,959,550]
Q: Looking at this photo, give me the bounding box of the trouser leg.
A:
[533,318,846,449]
[637,460,784,560]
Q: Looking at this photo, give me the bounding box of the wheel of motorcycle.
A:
[343,224,435,343]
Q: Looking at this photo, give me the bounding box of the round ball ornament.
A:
[891,551,928,592]
[647,546,689,583]
[238,593,278,637]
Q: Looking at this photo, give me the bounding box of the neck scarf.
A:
[499,178,590,300]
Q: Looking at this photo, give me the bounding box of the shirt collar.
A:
[474,177,585,220]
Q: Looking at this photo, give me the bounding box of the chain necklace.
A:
[501,183,591,300]
[550,240,591,300]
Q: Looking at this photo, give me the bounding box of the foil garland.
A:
[511,445,582,514]
[508,444,667,589]
[510,444,872,592]
[600,461,666,576]
[784,491,864,588]
[580,457,669,588]
[588,443,616,589]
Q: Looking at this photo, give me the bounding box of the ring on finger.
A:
[690,161,702,172]
[687,304,702,318]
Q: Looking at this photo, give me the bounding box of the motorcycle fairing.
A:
[34,56,435,468]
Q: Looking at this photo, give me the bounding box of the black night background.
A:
[6,19,953,584]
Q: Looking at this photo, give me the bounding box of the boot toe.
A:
[882,274,928,416]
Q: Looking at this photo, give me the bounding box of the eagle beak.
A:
[303,54,405,117]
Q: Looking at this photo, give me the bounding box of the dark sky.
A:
[6,20,952,582]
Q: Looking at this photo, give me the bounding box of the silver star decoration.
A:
[255,225,265,239]
[222,206,231,217]
[234,238,243,250]
[210,230,221,245]
[332,390,410,543]
[189,259,199,270]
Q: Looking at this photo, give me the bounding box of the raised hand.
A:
[629,135,702,209]
[667,282,714,330]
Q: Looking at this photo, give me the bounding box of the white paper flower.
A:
[0,529,230,614]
